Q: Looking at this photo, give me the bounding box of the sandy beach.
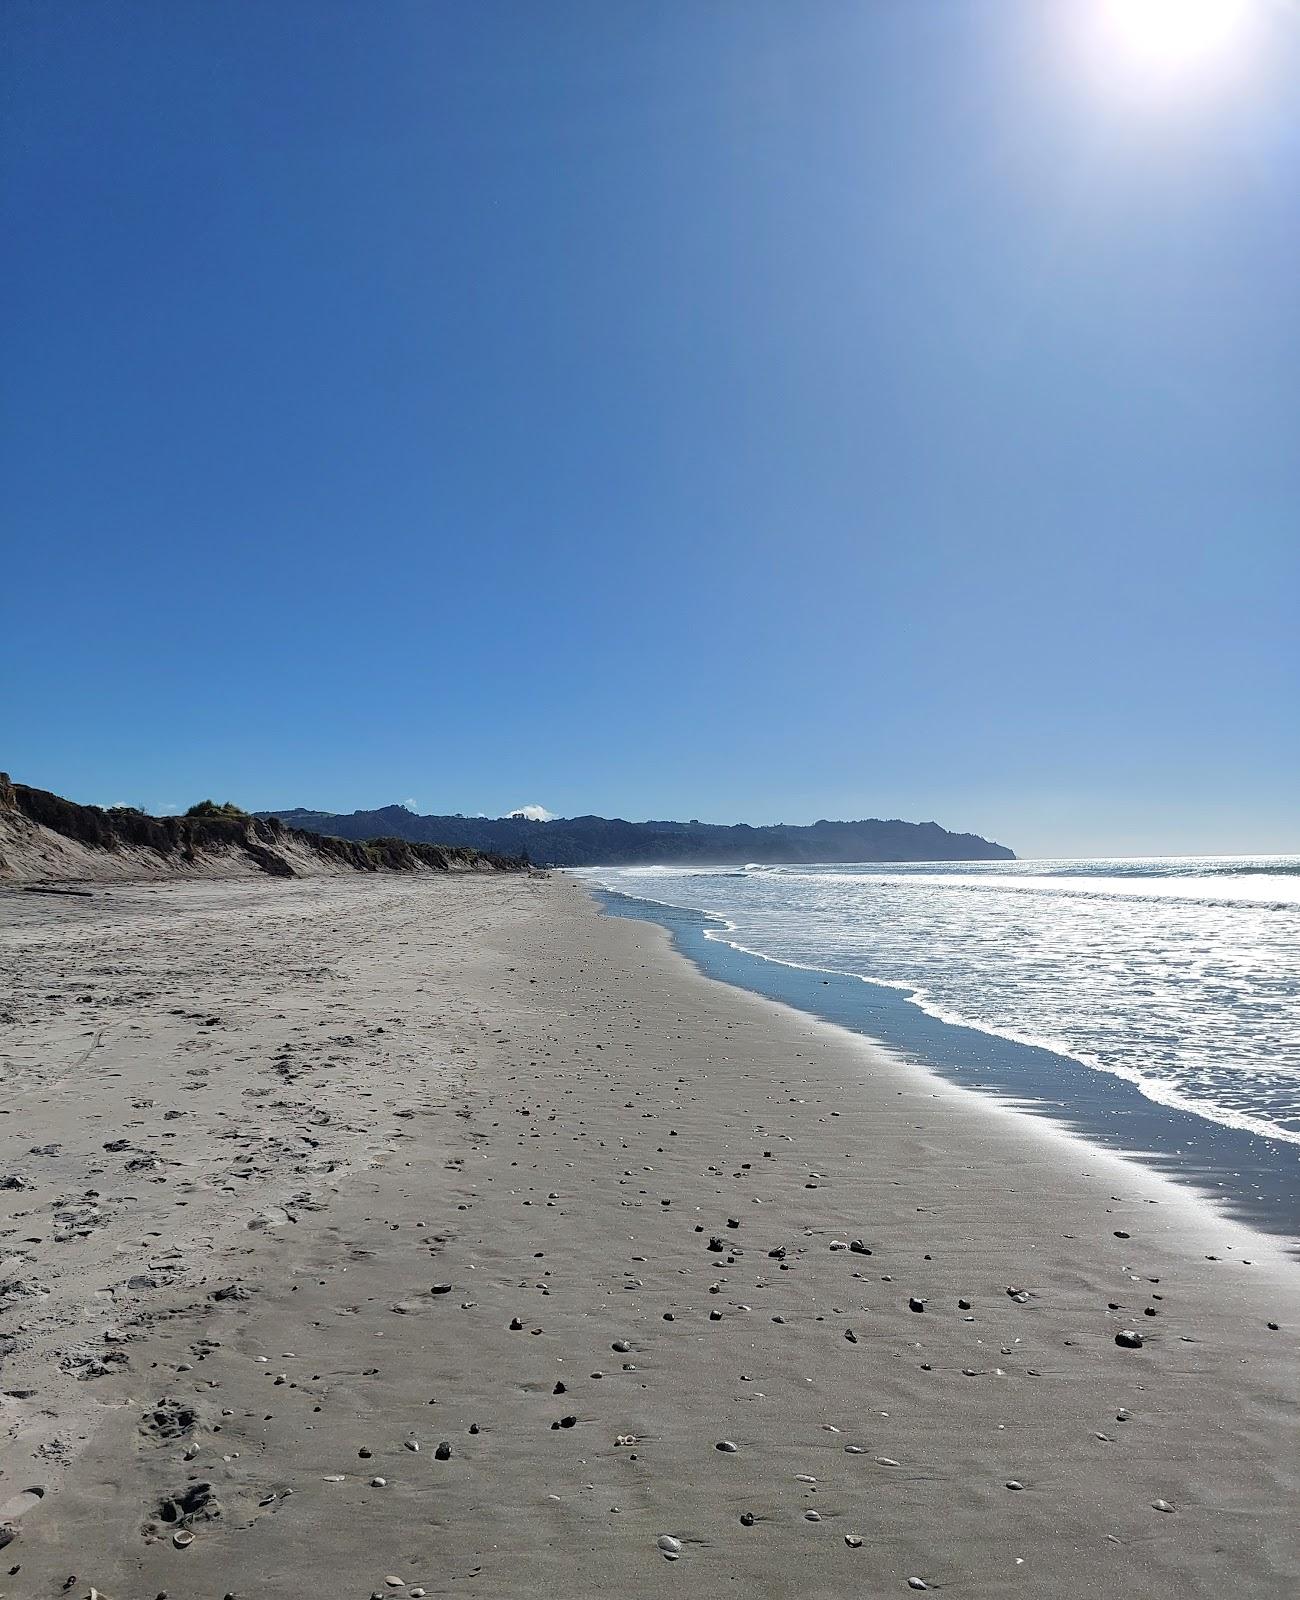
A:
[1,873,1296,1599]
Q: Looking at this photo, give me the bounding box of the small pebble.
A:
[716,1439,738,1453]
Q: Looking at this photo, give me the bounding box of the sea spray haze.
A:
[578,857,1300,1147]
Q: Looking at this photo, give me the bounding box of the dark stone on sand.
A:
[739,1512,755,1526]
[908,1298,925,1313]
[430,1283,453,1294]
[716,1439,738,1452]
[849,1240,871,1255]
[434,1441,452,1459]
[1115,1330,1144,1348]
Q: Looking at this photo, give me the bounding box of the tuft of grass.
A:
[184,800,249,819]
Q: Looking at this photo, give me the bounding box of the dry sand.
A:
[0,873,1296,1599]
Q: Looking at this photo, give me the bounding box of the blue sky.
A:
[3,0,1297,857]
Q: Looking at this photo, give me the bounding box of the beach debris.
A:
[1114,1330,1144,1349]
[716,1439,738,1452]
[172,1530,194,1549]
[1153,1499,1176,1514]
[844,1327,858,1343]
[429,1283,453,1295]
[845,1533,863,1547]
[656,1534,682,1559]
[804,1510,821,1521]
[908,1580,929,1591]
[1006,1479,1025,1491]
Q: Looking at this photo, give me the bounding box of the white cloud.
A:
[505,804,555,822]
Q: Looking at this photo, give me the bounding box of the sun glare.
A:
[1097,0,1252,73]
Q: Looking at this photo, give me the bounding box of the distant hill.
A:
[0,775,527,884]
[260,805,1015,866]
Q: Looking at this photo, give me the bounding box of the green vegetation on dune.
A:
[1,775,527,880]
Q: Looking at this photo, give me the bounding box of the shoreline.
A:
[1,874,1296,1597]
[593,884,1300,1247]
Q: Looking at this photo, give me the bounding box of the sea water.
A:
[576,857,1300,1239]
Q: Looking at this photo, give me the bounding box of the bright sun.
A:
[1099,0,1251,70]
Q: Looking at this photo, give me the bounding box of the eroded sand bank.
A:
[1,874,1296,1598]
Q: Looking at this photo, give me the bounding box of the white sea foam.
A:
[576,855,1300,1146]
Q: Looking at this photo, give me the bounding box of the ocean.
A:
[576,856,1300,1242]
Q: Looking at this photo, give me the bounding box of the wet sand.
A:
[1,873,1297,1598]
